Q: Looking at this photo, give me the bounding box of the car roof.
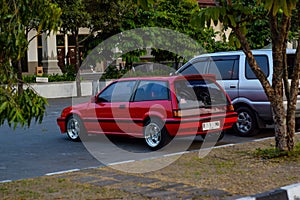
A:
[115,74,217,83]
[191,48,296,60]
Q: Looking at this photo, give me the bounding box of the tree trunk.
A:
[222,0,298,152]
[271,48,286,150]
[285,2,300,151]
[234,24,287,151]
[17,59,23,96]
[75,31,82,97]
[269,12,290,151]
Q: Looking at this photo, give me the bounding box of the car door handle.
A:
[230,85,236,88]
[119,104,126,109]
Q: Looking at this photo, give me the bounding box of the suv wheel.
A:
[233,107,259,137]
[144,118,171,150]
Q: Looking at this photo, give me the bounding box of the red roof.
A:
[197,0,217,7]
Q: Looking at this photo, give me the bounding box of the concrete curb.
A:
[237,182,300,200]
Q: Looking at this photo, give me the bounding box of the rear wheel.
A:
[144,118,171,150]
[233,107,259,137]
[66,115,86,141]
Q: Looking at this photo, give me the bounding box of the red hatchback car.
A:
[57,74,237,150]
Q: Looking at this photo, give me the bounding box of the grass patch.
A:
[254,142,300,159]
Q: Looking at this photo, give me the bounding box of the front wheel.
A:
[233,107,259,137]
[144,118,171,150]
[66,115,86,141]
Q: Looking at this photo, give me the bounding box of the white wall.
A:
[27,80,112,99]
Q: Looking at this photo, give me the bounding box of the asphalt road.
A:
[0,97,274,181]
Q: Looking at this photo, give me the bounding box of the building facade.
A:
[26,28,89,75]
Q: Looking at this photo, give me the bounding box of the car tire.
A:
[144,118,171,150]
[66,115,86,142]
[233,107,259,137]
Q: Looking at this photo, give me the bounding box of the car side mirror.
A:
[90,96,97,103]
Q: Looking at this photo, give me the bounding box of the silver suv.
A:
[176,49,300,136]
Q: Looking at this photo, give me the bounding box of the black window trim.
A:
[245,54,269,80]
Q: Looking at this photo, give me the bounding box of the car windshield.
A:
[174,79,227,109]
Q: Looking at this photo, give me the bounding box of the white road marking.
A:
[163,151,188,157]
[0,180,12,183]
[107,160,135,166]
[45,169,80,176]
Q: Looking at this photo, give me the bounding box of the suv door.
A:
[208,56,239,101]
[239,54,272,121]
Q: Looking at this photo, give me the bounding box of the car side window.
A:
[208,56,239,80]
[133,81,169,101]
[98,81,136,102]
[245,55,269,79]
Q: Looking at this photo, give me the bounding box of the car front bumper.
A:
[57,117,66,133]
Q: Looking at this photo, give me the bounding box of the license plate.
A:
[202,121,220,131]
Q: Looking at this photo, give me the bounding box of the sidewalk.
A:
[56,167,231,199]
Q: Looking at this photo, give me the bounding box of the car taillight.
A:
[173,110,182,118]
[227,104,235,112]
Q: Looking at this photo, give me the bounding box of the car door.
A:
[207,55,239,101]
[93,80,137,134]
[129,80,171,136]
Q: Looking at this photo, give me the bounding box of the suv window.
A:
[98,81,136,102]
[245,55,269,79]
[134,80,169,101]
[179,57,208,75]
[174,79,226,109]
[179,56,239,80]
[287,54,296,79]
[208,56,239,80]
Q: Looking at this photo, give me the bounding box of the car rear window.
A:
[174,79,227,109]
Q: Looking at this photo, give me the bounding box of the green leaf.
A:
[263,0,274,12]
[227,15,236,27]
[0,102,8,114]
[272,1,281,16]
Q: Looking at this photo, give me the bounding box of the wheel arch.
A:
[233,102,264,128]
[142,111,166,126]
[65,112,85,131]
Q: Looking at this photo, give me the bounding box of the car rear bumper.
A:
[165,113,238,136]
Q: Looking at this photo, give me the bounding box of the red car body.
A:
[57,74,237,150]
